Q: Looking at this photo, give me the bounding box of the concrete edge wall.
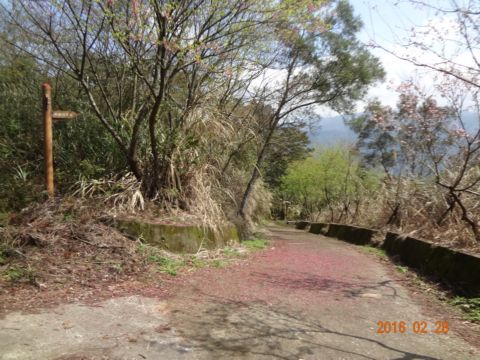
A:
[304,222,377,245]
[326,223,377,246]
[106,217,239,253]
[383,232,480,296]
[308,222,328,235]
[295,221,311,230]
[295,221,480,296]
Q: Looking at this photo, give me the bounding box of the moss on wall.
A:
[111,218,239,253]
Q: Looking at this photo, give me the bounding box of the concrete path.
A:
[1,226,478,359]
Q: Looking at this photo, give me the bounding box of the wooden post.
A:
[42,83,54,197]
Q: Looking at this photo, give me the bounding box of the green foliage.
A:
[0,244,13,265]
[347,96,453,177]
[137,243,184,276]
[242,236,268,250]
[139,243,237,274]
[346,101,397,172]
[361,245,386,258]
[0,0,384,227]
[0,52,125,211]
[0,213,8,227]
[2,266,35,283]
[396,265,409,273]
[210,259,226,268]
[280,145,382,218]
[451,297,480,322]
[190,256,228,269]
[222,247,243,257]
[0,54,45,211]
[263,125,312,189]
[189,257,209,269]
[148,253,185,276]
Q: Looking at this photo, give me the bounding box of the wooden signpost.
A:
[283,200,290,223]
[52,110,78,120]
[42,83,78,197]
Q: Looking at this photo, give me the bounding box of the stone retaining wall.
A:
[305,222,376,245]
[108,217,239,253]
[308,222,328,235]
[296,221,480,295]
[383,232,480,295]
[326,223,377,245]
[295,221,310,230]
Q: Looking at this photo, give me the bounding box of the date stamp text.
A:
[376,321,449,334]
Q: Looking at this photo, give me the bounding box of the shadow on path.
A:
[250,270,401,299]
[170,291,439,360]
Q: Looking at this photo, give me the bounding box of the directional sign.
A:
[42,82,80,197]
[52,110,78,120]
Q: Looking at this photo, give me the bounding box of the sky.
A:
[344,0,468,112]
[310,0,480,140]
[349,0,423,108]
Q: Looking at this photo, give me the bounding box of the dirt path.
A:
[1,225,479,359]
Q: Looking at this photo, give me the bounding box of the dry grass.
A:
[72,173,145,212]
[0,196,264,315]
[0,198,149,290]
[309,178,480,255]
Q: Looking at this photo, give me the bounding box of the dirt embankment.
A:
[0,199,256,315]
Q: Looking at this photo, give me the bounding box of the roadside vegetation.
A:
[2,0,478,307]
[0,196,270,317]
[0,0,384,300]
[451,297,480,322]
[0,0,382,234]
[360,245,386,258]
[278,88,480,254]
[274,1,480,255]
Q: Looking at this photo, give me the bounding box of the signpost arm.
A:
[42,83,54,197]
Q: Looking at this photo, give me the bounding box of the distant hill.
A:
[308,112,479,147]
[308,116,356,146]
[461,112,479,133]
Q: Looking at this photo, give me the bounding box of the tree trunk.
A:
[451,191,480,242]
[238,125,276,219]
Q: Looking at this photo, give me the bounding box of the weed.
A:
[210,259,225,268]
[190,256,227,269]
[396,265,409,273]
[0,247,6,265]
[361,245,386,257]
[242,236,268,250]
[136,242,149,254]
[2,266,35,283]
[190,257,208,268]
[62,212,74,222]
[450,297,480,322]
[222,247,242,257]
[148,253,185,276]
[137,243,185,276]
[0,212,8,227]
[110,262,124,274]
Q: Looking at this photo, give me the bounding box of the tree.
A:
[237,0,384,219]
[352,81,480,241]
[376,0,480,89]
[262,125,312,189]
[280,145,380,220]
[358,1,480,241]
[348,84,454,178]
[0,0,273,199]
